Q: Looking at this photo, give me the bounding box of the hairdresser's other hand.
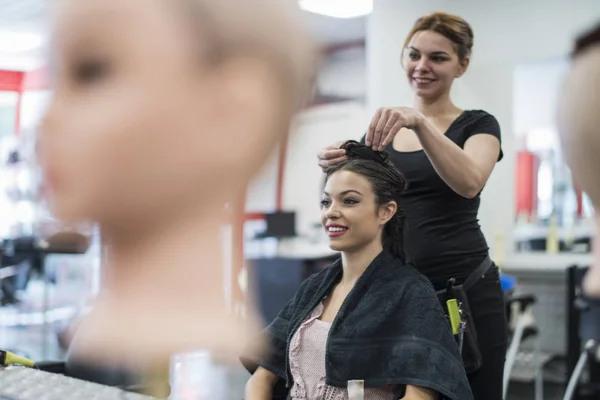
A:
[366,107,425,151]
[317,141,348,172]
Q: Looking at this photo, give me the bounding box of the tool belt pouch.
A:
[438,284,482,374]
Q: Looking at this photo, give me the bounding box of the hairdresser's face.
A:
[40,0,282,225]
[405,30,467,100]
[321,170,395,254]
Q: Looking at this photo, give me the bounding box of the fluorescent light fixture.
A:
[0,31,45,53]
[299,0,373,18]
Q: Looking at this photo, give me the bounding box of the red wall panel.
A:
[515,151,539,218]
[0,70,24,92]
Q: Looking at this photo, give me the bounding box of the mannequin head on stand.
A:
[557,21,600,298]
[39,0,315,369]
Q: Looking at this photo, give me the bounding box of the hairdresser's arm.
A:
[244,367,280,400]
[366,107,499,198]
[401,385,439,400]
[413,115,499,198]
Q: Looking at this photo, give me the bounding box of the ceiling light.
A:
[299,0,373,19]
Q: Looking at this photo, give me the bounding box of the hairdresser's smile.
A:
[412,76,437,88]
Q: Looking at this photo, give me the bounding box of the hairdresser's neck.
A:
[413,92,460,118]
[100,202,228,308]
[340,241,383,285]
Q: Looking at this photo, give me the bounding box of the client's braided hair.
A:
[324,140,408,262]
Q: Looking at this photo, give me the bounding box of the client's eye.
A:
[72,58,110,85]
[344,198,358,205]
[320,199,330,207]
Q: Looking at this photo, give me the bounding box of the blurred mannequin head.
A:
[40,0,314,232]
[38,0,315,370]
[557,22,600,297]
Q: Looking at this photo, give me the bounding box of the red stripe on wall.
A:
[15,90,22,135]
[573,177,584,218]
[276,136,288,211]
[21,67,49,91]
[0,70,24,92]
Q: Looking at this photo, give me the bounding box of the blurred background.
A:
[0,0,599,399]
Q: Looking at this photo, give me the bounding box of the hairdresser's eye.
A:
[408,52,419,60]
[344,198,358,205]
[72,58,110,85]
[431,56,447,63]
[320,199,330,208]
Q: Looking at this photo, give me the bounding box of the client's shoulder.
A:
[380,257,433,289]
[297,257,342,294]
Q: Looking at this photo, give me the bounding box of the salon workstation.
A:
[1,1,600,400]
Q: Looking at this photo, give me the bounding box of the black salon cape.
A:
[241,251,473,400]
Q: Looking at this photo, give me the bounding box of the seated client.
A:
[242,141,472,400]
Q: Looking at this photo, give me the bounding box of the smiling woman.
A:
[317,12,507,400]
[242,141,473,400]
[322,140,407,261]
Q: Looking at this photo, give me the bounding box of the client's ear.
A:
[379,201,398,225]
[209,56,287,182]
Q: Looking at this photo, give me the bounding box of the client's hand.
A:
[245,367,278,400]
[317,141,347,172]
[401,384,439,400]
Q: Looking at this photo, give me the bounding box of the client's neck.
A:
[340,242,383,285]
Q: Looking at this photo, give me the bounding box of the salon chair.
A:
[564,265,600,400]
[502,275,551,400]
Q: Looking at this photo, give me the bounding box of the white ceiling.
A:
[0,0,49,71]
[0,1,365,71]
[300,12,366,45]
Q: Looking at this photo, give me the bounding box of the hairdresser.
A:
[317,12,506,400]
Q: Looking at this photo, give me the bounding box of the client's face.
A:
[39,0,283,226]
[321,169,393,253]
[557,44,600,297]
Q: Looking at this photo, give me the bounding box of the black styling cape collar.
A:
[241,251,473,400]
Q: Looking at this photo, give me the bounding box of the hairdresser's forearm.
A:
[414,115,483,198]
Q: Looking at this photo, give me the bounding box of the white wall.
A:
[20,90,51,133]
[245,148,279,212]
[513,59,569,142]
[283,102,368,236]
[244,50,368,233]
[366,0,600,259]
[318,47,366,100]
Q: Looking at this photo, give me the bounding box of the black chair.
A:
[564,265,600,400]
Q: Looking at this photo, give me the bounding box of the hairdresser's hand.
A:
[317,141,348,172]
[366,107,425,151]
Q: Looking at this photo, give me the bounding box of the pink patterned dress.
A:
[288,301,403,400]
